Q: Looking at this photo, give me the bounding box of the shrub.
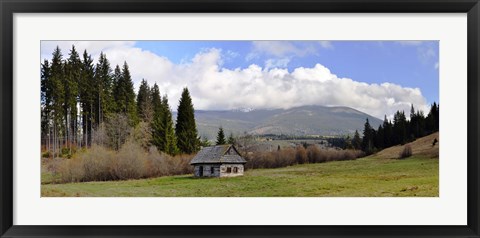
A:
[399,144,412,159]
[244,146,364,170]
[295,146,308,164]
[110,140,147,180]
[51,141,195,184]
[79,145,114,181]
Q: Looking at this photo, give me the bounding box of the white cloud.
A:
[264,58,290,70]
[396,41,423,46]
[41,41,135,63]
[434,62,439,69]
[42,42,429,119]
[318,41,334,49]
[246,41,333,69]
[396,41,438,67]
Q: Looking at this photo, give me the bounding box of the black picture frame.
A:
[1,0,479,237]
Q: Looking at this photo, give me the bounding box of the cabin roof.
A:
[190,144,247,165]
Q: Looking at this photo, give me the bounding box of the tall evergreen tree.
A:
[216,127,226,145]
[65,45,81,147]
[426,102,439,133]
[361,118,374,154]
[375,125,384,149]
[152,95,178,155]
[393,111,408,145]
[175,87,199,153]
[352,130,362,150]
[136,79,153,123]
[41,60,51,144]
[113,62,138,125]
[80,50,95,146]
[49,46,66,156]
[112,65,122,113]
[382,115,393,148]
[94,52,114,126]
[151,83,162,116]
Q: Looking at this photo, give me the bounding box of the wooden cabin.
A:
[190,144,247,177]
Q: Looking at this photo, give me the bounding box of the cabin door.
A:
[198,166,203,176]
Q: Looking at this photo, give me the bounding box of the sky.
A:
[40,41,439,119]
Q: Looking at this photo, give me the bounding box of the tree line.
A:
[350,103,439,154]
[41,45,200,158]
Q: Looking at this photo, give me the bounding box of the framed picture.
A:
[1,0,479,237]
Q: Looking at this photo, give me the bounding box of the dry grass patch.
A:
[373,132,439,160]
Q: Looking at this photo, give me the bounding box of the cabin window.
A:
[233,167,238,173]
[210,166,215,174]
[226,167,232,173]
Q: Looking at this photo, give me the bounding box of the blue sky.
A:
[41,40,438,119]
[135,40,439,104]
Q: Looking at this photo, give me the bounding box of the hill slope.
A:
[187,105,382,139]
[371,132,439,159]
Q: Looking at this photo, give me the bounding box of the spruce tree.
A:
[375,125,384,149]
[382,115,392,148]
[216,127,226,145]
[113,62,138,125]
[112,65,122,113]
[175,87,199,153]
[352,130,362,150]
[361,118,374,154]
[41,60,51,144]
[393,111,408,145]
[65,45,81,147]
[136,79,153,123]
[122,62,138,125]
[45,46,66,157]
[426,102,439,133]
[152,95,178,155]
[150,83,162,116]
[94,52,114,126]
[80,50,95,146]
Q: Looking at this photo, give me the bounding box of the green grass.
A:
[41,155,438,197]
[42,156,439,197]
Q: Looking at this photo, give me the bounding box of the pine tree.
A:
[113,62,138,125]
[94,52,114,126]
[352,130,362,150]
[375,125,384,149]
[112,65,122,113]
[65,45,81,148]
[41,60,51,146]
[393,111,408,145]
[152,95,178,155]
[49,46,65,157]
[162,96,179,155]
[426,102,439,133]
[382,115,393,148]
[361,118,374,154]
[80,50,95,147]
[175,87,199,154]
[150,83,162,116]
[216,127,226,145]
[122,62,138,124]
[136,79,153,123]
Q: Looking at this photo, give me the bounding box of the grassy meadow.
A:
[42,156,438,197]
[41,133,439,197]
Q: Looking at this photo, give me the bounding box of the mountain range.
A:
[175,105,383,140]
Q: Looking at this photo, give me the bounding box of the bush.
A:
[110,140,147,180]
[245,146,364,170]
[51,141,195,184]
[399,144,412,159]
[295,146,307,164]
